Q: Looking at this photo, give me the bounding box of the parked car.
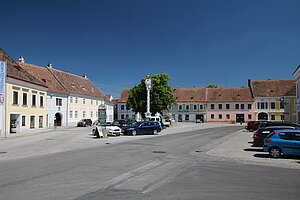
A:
[113,119,136,128]
[77,119,92,127]
[246,121,266,132]
[259,121,300,129]
[92,122,122,137]
[122,121,162,136]
[252,126,295,147]
[263,130,300,158]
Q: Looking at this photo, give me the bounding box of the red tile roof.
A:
[18,62,68,95]
[0,48,47,88]
[118,89,130,103]
[206,88,254,102]
[249,79,296,97]
[48,67,109,101]
[172,88,206,102]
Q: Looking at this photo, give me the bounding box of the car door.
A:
[139,122,149,134]
[287,132,300,154]
[277,132,294,154]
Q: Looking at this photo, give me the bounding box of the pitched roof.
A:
[0,48,46,88]
[17,62,68,95]
[48,67,109,101]
[118,89,130,103]
[206,88,254,102]
[249,79,296,97]
[172,88,206,102]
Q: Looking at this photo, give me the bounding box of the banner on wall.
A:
[0,61,6,105]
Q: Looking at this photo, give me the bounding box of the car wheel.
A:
[249,128,253,132]
[153,129,158,135]
[269,147,281,158]
[132,130,137,136]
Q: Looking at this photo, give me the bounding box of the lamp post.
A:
[145,76,151,118]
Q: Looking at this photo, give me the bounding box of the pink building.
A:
[206,88,255,123]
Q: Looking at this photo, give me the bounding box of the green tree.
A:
[126,73,176,117]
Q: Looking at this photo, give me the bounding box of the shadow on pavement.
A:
[244,148,263,152]
[253,153,269,158]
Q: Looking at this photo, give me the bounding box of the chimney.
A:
[82,73,87,79]
[18,56,25,63]
[47,62,52,68]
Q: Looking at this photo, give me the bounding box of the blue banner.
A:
[0,61,6,105]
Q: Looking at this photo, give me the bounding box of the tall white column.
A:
[145,77,151,117]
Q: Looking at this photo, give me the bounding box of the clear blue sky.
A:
[1,0,300,98]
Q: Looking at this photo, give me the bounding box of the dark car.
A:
[246,121,267,132]
[252,126,295,147]
[122,121,161,136]
[259,121,300,129]
[77,119,92,127]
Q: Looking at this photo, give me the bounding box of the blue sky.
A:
[1,0,300,98]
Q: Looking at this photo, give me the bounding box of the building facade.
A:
[249,79,296,123]
[117,89,136,120]
[292,66,300,124]
[206,88,255,123]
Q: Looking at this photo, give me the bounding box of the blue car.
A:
[122,121,161,136]
[263,130,300,158]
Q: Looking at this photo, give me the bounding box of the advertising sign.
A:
[0,61,6,105]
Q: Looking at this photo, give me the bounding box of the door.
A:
[54,113,62,126]
[236,114,245,123]
[288,132,300,154]
[10,114,20,133]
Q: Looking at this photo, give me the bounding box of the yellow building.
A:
[0,48,48,136]
[249,79,296,123]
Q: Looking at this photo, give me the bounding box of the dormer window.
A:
[42,78,46,82]
[71,83,75,88]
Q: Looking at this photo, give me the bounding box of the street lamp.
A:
[145,76,152,118]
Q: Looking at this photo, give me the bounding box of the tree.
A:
[126,73,176,117]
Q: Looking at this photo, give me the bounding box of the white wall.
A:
[47,94,68,127]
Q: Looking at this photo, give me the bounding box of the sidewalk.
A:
[206,129,300,169]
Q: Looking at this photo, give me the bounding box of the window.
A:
[96,100,98,105]
[200,105,203,110]
[211,114,215,119]
[241,104,244,109]
[226,114,230,119]
[91,111,93,118]
[271,115,275,120]
[186,105,190,110]
[70,111,73,118]
[121,105,125,110]
[278,132,290,140]
[40,96,44,107]
[91,99,93,105]
[211,104,215,109]
[13,91,18,105]
[235,104,239,109]
[257,102,260,109]
[248,114,252,120]
[83,111,86,118]
[32,94,36,107]
[185,115,189,121]
[226,104,230,109]
[70,96,73,103]
[22,92,28,106]
[39,116,43,128]
[179,105,183,110]
[22,116,26,126]
[121,114,124,119]
[219,114,222,119]
[83,98,86,104]
[30,116,35,129]
[218,104,222,109]
[281,115,285,121]
[293,133,300,141]
[75,111,78,118]
[271,102,276,109]
[280,102,284,109]
[248,104,252,109]
[194,105,197,110]
[265,102,268,109]
[261,102,265,109]
[56,98,62,106]
[75,97,78,104]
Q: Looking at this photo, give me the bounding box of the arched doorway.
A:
[54,113,62,126]
[258,112,268,120]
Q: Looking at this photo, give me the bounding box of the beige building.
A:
[0,48,48,136]
[248,79,296,123]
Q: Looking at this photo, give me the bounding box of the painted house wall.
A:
[168,102,207,122]
[117,103,135,120]
[5,80,47,135]
[207,102,255,123]
[254,97,296,123]
[47,93,68,127]
[68,95,103,126]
